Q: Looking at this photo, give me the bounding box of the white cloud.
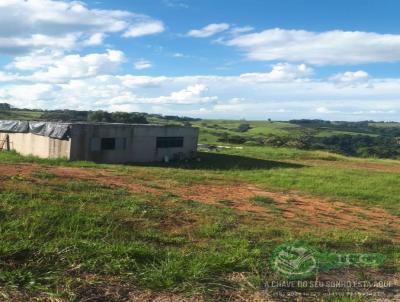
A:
[0,0,164,54]
[117,75,168,87]
[211,102,287,115]
[240,63,313,82]
[315,107,337,114]
[140,84,218,104]
[84,33,106,46]
[162,0,188,9]
[330,70,370,87]
[27,50,125,82]
[226,28,400,65]
[0,71,17,82]
[230,26,254,35]
[134,59,153,70]
[3,59,400,120]
[123,20,165,38]
[8,50,66,70]
[187,23,230,38]
[0,83,56,108]
[173,52,185,58]
[0,34,79,54]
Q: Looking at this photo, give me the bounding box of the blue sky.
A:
[86,0,400,77]
[1,0,400,120]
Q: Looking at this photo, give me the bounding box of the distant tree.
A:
[0,103,11,110]
[87,111,112,122]
[264,135,288,147]
[219,132,229,142]
[163,115,201,122]
[111,112,148,124]
[87,111,148,124]
[237,123,251,132]
[41,110,88,122]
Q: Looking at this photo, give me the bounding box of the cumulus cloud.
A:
[26,50,125,82]
[141,84,218,104]
[117,75,168,88]
[7,50,64,70]
[0,71,17,82]
[240,63,313,82]
[0,0,164,54]
[225,28,400,65]
[329,70,370,87]
[83,33,106,46]
[1,47,400,120]
[0,83,56,108]
[187,23,230,38]
[2,68,400,120]
[133,59,153,70]
[230,26,254,35]
[0,34,79,54]
[123,20,165,38]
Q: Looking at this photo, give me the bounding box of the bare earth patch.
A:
[0,163,399,241]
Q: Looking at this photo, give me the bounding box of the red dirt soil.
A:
[1,163,399,241]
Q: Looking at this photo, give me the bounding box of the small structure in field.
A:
[0,120,198,163]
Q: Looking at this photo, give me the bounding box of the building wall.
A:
[69,124,198,163]
[0,123,198,163]
[0,132,71,159]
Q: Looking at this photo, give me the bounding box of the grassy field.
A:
[0,144,399,301]
[0,109,399,300]
[192,119,385,144]
[0,110,42,120]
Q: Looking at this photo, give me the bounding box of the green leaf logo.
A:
[271,243,317,278]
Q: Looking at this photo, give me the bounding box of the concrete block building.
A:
[0,121,199,163]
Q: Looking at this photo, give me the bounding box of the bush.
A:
[87,111,148,124]
[217,132,247,144]
[237,123,251,133]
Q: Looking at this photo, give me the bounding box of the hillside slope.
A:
[1,107,400,159]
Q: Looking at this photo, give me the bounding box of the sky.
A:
[1,0,400,121]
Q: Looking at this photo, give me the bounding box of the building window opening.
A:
[156,137,184,148]
[101,138,116,150]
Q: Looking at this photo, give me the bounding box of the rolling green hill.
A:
[1,107,400,159]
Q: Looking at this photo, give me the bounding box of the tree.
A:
[87,111,112,122]
[87,111,148,124]
[0,103,11,110]
[237,123,251,132]
[41,110,88,121]
[111,112,148,124]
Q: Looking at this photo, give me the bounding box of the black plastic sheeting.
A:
[29,122,70,140]
[0,120,29,133]
[0,120,70,140]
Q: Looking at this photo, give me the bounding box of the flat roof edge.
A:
[0,119,198,129]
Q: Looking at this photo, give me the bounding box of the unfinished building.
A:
[0,120,199,163]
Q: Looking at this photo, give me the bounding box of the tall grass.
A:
[0,146,399,300]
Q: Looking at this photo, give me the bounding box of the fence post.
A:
[5,134,10,151]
